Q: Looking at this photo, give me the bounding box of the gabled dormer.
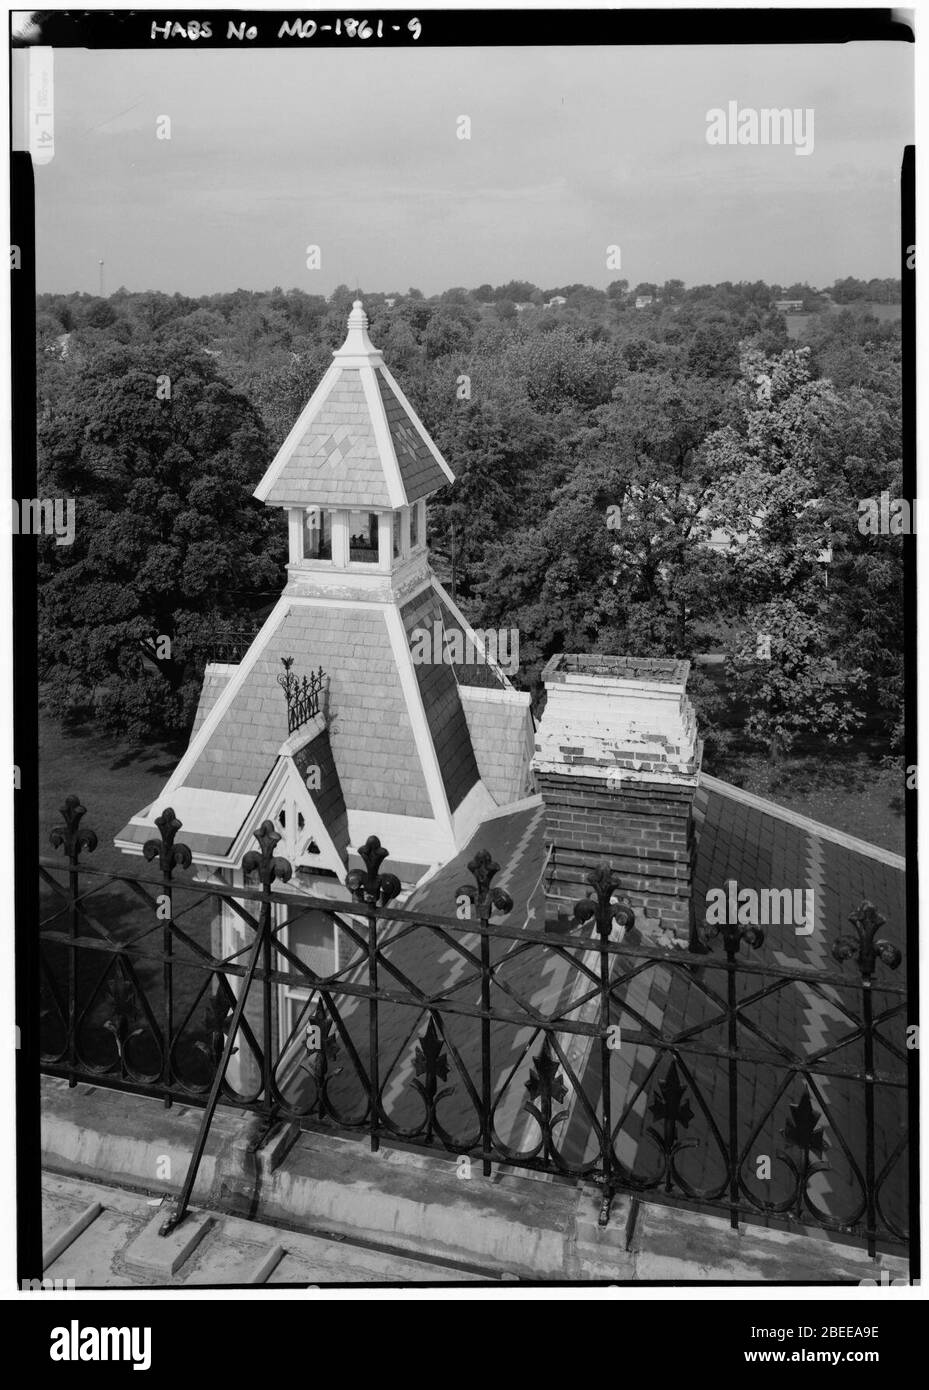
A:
[254,300,453,599]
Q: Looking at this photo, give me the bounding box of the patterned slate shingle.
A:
[375,369,449,503]
[265,369,392,508]
[185,604,432,818]
[676,781,908,1236]
[289,802,553,1150]
[285,775,908,1244]
[433,589,507,690]
[191,666,233,737]
[459,690,534,807]
[294,730,349,861]
[400,589,480,814]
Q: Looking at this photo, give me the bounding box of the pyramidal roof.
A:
[254,300,455,510]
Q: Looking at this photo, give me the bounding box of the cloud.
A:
[30,42,912,294]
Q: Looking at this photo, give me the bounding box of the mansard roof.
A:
[254,301,454,511]
[113,574,535,873]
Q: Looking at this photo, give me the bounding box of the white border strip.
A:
[698,772,906,870]
[253,362,341,502]
[377,360,456,484]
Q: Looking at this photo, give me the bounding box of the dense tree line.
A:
[35,277,904,764]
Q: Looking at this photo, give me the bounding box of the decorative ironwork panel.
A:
[39,794,909,1255]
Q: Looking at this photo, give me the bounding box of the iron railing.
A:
[200,630,265,665]
[277,657,326,735]
[140,629,265,668]
[38,795,909,1253]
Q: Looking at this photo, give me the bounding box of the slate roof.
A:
[692,775,905,938]
[459,688,535,807]
[263,368,392,509]
[185,603,433,819]
[294,729,350,862]
[256,303,453,511]
[400,587,481,813]
[433,588,508,690]
[289,800,553,1150]
[285,776,907,1242]
[374,368,449,502]
[191,665,234,737]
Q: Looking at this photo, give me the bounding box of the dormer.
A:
[254,300,453,590]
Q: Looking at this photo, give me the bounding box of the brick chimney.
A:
[531,654,702,947]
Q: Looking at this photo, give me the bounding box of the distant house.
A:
[514,302,535,313]
[46,332,71,360]
[634,295,654,310]
[775,299,804,312]
[544,295,567,309]
[384,297,397,309]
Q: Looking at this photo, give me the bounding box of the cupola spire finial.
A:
[335,297,379,360]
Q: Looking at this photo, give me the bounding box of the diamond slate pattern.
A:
[295,778,907,1237]
[264,369,392,508]
[375,368,449,502]
[185,604,432,818]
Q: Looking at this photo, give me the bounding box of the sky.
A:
[23,41,913,296]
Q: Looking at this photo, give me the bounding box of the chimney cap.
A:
[541,653,690,688]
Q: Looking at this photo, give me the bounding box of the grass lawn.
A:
[39,708,218,1083]
[40,711,186,873]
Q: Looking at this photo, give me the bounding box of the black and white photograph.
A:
[7,3,920,1321]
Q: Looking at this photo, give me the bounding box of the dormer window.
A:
[303,507,332,561]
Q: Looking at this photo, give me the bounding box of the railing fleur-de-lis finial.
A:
[456,848,513,919]
[142,807,193,876]
[50,795,98,862]
[242,820,293,888]
[573,864,634,935]
[346,836,401,907]
[833,902,901,978]
[702,887,765,956]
